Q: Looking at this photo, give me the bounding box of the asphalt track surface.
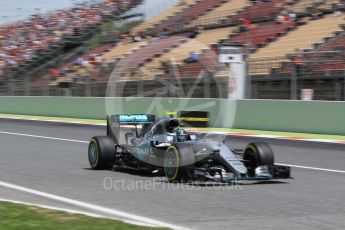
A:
[0,118,345,230]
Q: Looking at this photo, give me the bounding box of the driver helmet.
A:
[175,127,187,142]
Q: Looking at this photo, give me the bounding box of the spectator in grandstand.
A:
[276,14,285,23]
[311,9,323,20]
[332,3,343,16]
[285,0,295,6]
[178,0,187,6]
[75,57,84,66]
[49,68,61,80]
[133,33,143,42]
[239,18,251,32]
[100,57,109,78]
[197,26,205,33]
[188,30,197,39]
[161,28,169,39]
[188,26,204,39]
[0,58,4,66]
[184,52,200,63]
[293,49,304,77]
[0,0,138,74]
[71,64,81,82]
[288,11,297,22]
[188,30,198,39]
[276,10,296,23]
[0,59,4,76]
[78,64,91,83]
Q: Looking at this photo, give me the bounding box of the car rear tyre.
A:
[164,146,195,182]
[88,136,115,170]
[244,142,274,176]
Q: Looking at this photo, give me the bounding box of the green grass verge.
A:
[0,113,344,141]
[0,201,167,230]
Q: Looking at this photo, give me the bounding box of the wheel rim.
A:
[88,142,98,167]
[164,148,179,180]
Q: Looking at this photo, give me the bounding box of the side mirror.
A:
[150,140,158,147]
[189,134,197,141]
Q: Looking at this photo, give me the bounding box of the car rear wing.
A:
[107,114,156,141]
[108,114,156,126]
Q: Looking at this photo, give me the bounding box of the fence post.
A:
[203,76,210,98]
[335,79,341,101]
[343,75,345,101]
[291,63,297,100]
[85,75,91,97]
[9,78,14,96]
[43,74,49,96]
[245,54,251,99]
[137,74,144,97]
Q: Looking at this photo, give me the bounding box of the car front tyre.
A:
[164,146,195,182]
[243,142,274,176]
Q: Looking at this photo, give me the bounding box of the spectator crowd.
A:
[0,0,140,76]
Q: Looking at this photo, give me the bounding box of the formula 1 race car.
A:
[88,114,291,182]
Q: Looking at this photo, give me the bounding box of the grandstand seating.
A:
[290,0,316,14]
[249,15,345,75]
[318,32,345,51]
[62,44,114,69]
[101,40,148,62]
[132,0,199,33]
[313,55,345,72]
[278,32,345,75]
[27,0,345,99]
[227,21,295,50]
[114,49,228,98]
[177,60,205,79]
[185,0,250,28]
[229,0,286,22]
[176,49,227,79]
[113,36,188,80]
[150,0,226,34]
[318,0,343,10]
[143,27,233,76]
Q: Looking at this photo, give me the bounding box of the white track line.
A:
[276,163,345,174]
[0,131,88,143]
[0,181,189,230]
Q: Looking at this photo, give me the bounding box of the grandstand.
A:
[143,27,234,76]
[113,36,189,79]
[318,0,344,10]
[132,0,199,33]
[148,0,228,33]
[250,15,345,76]
[0,0,344,100]
[229,0,287,22]
[227,21,295,50]
[185,0,250,28]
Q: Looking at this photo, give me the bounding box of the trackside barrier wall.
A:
[0,97,344,135]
